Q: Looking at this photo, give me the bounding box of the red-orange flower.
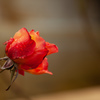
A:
[4,28,58,76]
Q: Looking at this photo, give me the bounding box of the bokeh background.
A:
[0,0,100,100]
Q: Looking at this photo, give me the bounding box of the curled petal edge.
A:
[24,58,53,75]
[46,42,58,55]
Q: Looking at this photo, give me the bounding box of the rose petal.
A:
[14,28,31,41]
[29,30,46,49]
[8,40,36,59]
[24,58,53,75]
[6,28,36,59]
[13,30,48,68]
[13,30,48,69]
[16,48,48,69]
[4,28,58,76]
[46,42,58,55]
[4,38,14,53]
[18,69,24,76]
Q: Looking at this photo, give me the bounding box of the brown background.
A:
[0,0,100,100]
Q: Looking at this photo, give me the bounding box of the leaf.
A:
[0,56,8,61]
[1,58,14,70]
[6,64,18,91]
[11,67,16,81]
[0,69,5,73]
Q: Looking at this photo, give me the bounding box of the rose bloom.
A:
[4,28,58,76]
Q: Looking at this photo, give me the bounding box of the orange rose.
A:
[4,28,58,75]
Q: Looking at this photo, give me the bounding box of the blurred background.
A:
[0,0,100,100]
